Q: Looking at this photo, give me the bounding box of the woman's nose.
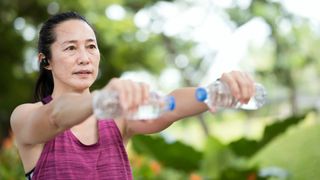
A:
[77,48,90,65]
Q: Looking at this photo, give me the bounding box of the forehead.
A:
[54,19,96,43]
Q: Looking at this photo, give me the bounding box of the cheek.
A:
[92,52,100,66]
[52,61,71,76]
[93,59,100,76]
[90,52,100,76]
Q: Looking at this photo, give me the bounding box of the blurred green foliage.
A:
[0,137,24,180]
[131,114,308,179]
[251,114,320,179]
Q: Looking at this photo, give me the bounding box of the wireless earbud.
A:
[41,58,50,67]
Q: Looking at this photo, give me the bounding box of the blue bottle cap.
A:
[167,96,176,111]
[195,88,207,102]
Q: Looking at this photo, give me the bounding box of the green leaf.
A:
[251,123,320,180]
[229,114,306,157]
[131,135,202,172]
[200,136,234,179]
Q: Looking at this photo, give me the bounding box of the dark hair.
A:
[34,12,94,102]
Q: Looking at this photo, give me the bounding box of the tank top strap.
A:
[41,95,52,105]
[98,120,123,145]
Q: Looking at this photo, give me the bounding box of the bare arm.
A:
[125,87,208,137]
[10,77,141,145]
[125,71,255,138]
[10,93,93,145]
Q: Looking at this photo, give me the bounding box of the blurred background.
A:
[1,0,320,179]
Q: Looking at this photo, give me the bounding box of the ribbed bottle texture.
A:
[93,90,175,120]
[195,80,266,110]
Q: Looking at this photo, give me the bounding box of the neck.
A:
[51,87,91,99]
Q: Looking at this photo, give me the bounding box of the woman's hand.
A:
[103,78,150,113]
[210,71,255,112]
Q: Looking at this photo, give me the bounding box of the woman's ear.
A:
[38,53,51,70]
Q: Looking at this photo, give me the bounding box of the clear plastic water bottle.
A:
[92,90,176,120]
[195,80,267,110]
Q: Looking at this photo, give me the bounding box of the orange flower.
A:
[247,173,256,180]
[150,160,161,175]
[189,172,202,180]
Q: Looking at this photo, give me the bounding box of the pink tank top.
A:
[28,96,133,179]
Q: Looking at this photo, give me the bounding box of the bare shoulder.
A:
[10,102,42,141]
[11,102,41,124]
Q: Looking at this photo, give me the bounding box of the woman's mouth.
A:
[73,70,92,77]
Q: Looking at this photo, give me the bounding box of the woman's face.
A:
[49,19,100,93]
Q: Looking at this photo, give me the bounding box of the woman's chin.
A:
[72,81,93,91]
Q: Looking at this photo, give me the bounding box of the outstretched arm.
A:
[125,71,255,138]
[125,87,207,137]
[11,93,93,145]
[11,77,148,145]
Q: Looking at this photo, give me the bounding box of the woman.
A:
[10,12,255,179]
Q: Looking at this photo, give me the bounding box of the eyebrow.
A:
[61,38,96,45]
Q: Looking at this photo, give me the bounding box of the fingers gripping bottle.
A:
[195,80,267,110]
[92,90,176,120]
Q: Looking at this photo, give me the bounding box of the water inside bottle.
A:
[129,105,162,120]
[241,83,267,110]
[237,98,260,110]
[208,81,267,110]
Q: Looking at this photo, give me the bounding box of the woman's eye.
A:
[66,46,76,51]
[88,44,96,49]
